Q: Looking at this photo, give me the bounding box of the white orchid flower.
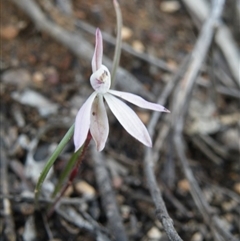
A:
[74,28,170,152]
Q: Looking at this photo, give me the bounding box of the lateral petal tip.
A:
[147,141,152,148]
[74,145,80,153]
[144,133,152,147]
[96,143,105,152]
[164,108,171,113]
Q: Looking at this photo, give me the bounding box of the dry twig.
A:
[56,207,111,241]
[142,56,191,241]
[182,0,240,87]
[75,20,174,73]
[91,146,128,241]
[172,0,238,240]
[11,0,154,101]
[144,148,183,241]
[1,130,17,241]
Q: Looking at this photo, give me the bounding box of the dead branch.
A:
[38,0,173,73]
[182,0,240,87]
[1,131,17,241]
[172,0,226,125]
[196,79,240,98]
[191,136,223,165]
[172,0,238,240]
[144,149,183,241]
[148,56,191,164]
[75,20,174,73]
[142,57,191,241]
[56,206,112,241]
[91,146,128,241]
[11,0,154,101]
[174,135,239,241]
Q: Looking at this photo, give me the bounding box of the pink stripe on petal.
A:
[108,90,170,112]
[90,94,109,151]
[74,92,97,151]
[91,28,103,72]
[104,93,152,147]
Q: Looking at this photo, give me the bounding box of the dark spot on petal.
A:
[92,112,96,116]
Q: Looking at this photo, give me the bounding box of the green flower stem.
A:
[111,0,122,84]
[34,124,74,207]
[51,147,82,198]
[47,133,92,217]
[51,132,92,198]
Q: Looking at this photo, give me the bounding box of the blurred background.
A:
[1,0,239,240]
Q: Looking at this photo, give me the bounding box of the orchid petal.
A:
[104,93,152,147]
[90,94,109,151]
[91,28,103,72]
[74,92,97,151]
[108,90,170,112]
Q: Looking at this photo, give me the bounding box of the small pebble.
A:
[0,25,19,40]
[222,200,237,212]
[121,26,133,40]
[147,226,162,239]
[75,180,96,199]
[221,128,239,150]
[191,232,203,241]
[178,179,190,193]
[1,21,26,40]
[160,1,181,13]
[136,111,150,124]
[32,71,44,84]
[63,185,74,197]
[234,182,240,194]
[18,134,30,149]
[121,205,131,219]
[132,40,145,53]
[166,59,178,70]
[224,213,234,223]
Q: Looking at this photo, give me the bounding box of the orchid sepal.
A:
[91,28,103,72]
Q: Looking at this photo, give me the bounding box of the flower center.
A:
[90,65,111,94]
